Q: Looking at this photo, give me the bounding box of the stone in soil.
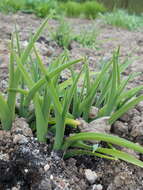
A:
[79,117,111,134]
[112,121,128,136]
[84,169,98,184]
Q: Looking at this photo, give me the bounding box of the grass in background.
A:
[83,1,106,19]
[32,0,58,17]
[74,24,98,48]
[0,0,25,13]
[99,9,143,30]
[0,0,58,17]
[49,16,99,49]
[60,1,106,18]
[49,16,73,49]
[60,1,81,18]
[0,0,106,19]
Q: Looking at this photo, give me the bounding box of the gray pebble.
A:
[85,169,98,184]
[92,184,103,190]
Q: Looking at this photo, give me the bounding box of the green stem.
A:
[53,112,65,150]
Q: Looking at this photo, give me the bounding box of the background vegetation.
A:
[0,0,106,18]
[100,9,143,30]
[98,0,143,14]
[1,0,143,30]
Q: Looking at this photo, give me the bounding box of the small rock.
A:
[137,101,143,112]
[35,42,49,56]
[12,117,33,137]
[45,49,53,57]
[79,117,111,134]
[50,175,54,180]
[12,187,19,190]
[113,172,132,187]
[38,178,52,190]
[0,130,11,142]
[89,117,111,133]
[130,122,143,137]
[89,106,99,119]
[120,109,140,123]
[13,134,28,144]
[135,135,143,144]
[0,63,7,69]
[43,46,54,57]
[24,168,29,173]
[113,121,128,136]
[130,108,140,116]
[44,164,50,172]
[0,152,9,161]
[92,184,103,190]
[120,113,130,122]
[85,169,98,184]
[132,115,142,123]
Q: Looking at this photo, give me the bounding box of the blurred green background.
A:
[98,0,143,14]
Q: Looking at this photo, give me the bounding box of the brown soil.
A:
[0,12,143,190]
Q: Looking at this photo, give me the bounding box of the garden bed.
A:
[0,13,143,190]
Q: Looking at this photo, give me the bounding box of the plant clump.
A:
[60,1,106,18]
[49,16,73,49]
[0,0,106,19]
[0,18,143,168]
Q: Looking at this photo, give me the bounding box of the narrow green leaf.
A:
[110,95,143,124]
[105,52,118,115]
[63,132,143,154]
[34,95,47,142]
[24,59,82,107]
[79,59,112,118]
[97,148,143,168]
[64,149,116,160]
[62,68,83,117]
[0,93,12,130]
[16,55,34,88]
[42,88,51,126]
[59,78,72,90]
[118,85,143,106]
[8,88,28,95]
[7,34,20,122]
[21,17,49,65]
[33,47,47,75]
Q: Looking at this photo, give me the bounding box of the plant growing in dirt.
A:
[50,18,99,49]
[69,50,143,124]
[74,24,99,49]
[0,17,52,131]
[49,16,73,49]
[1,18,143,168]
